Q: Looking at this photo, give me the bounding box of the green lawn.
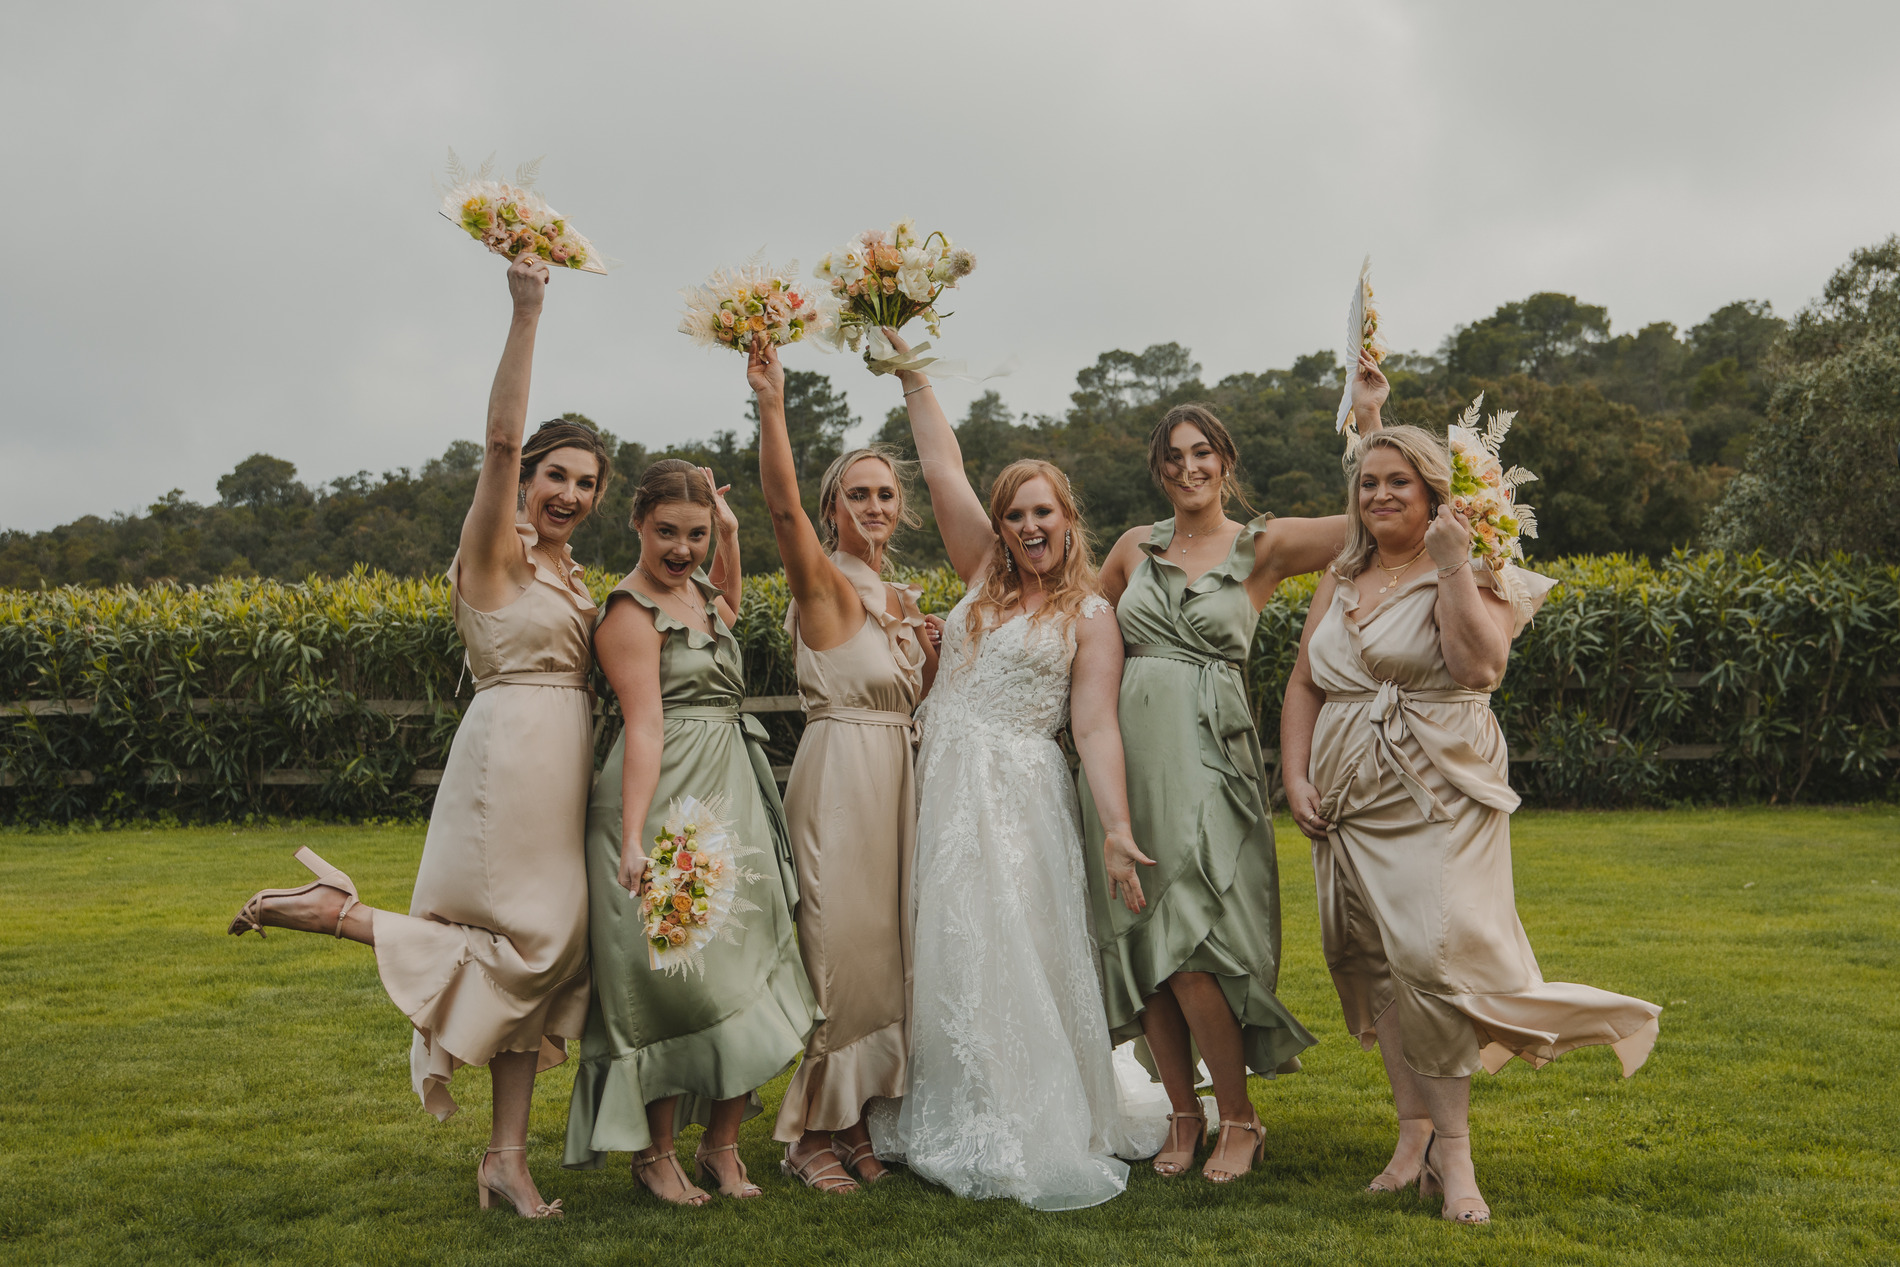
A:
[2,808,1896,1266]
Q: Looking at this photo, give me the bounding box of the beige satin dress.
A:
[771,552,925,1142]
[1307,564,1660,1080]
[372,525,594,1119]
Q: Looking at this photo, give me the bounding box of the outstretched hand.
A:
[507,253,549,315]
[1349,350,1389,418]
[746,338,784,406]
[1105,829,1157,913]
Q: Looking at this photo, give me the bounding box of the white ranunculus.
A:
[897,267,934,303]
[889,217,917,248]
[813,252,834,279]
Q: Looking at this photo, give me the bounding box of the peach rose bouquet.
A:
[1447,393,1540,570]
[639,794,763,975]
[812,218,976,373]
[437,151,605,274]
[679,259,825,352]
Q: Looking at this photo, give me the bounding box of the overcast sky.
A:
[3,0,1896,532]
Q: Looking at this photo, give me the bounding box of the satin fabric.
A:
[563,577,819,1167]
[371,524,594,1121]
[1307,565,1660,1079]
[772,553,925,1142]
[1080,516,1316,1076]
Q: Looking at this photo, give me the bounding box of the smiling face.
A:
[522,446,601,546]
[831,456,902,551]
[1159,421,1226,515]
[635,499,715,584]
[999,474,1072,577]
[1356,446,1433,551]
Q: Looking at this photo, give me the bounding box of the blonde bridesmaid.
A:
[746,340,939,1192]
[229,253,605,1219]
[1280,425,1661,1224]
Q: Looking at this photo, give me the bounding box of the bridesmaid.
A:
[1080,356,1383,1184]
[563,460,820,1205]
[229,253,604,1218]
[746,341,940,1193]
[1280,425,1661,1224]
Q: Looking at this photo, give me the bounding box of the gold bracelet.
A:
[1437,561,1467,576]
[903,383,929,398]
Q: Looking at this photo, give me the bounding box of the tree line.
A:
[3,235,1893,590]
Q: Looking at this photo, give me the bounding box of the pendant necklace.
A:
[1373,545,1428,594]
[641,565,706,630]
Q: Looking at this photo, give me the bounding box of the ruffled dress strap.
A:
[784,552,927,675]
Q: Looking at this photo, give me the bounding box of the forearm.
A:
[1355,404,1382,435]
[1280,676,1324,789]
[486,313,539,456]
[1073,725,1134,834]
[620,720,664,861]
[1434,567,1509,688]
[712,528,742,613]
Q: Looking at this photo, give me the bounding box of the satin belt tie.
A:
[472,669,589,693]
[804,703,920,747]
[1123,644,1256,783]
[1320,681,1506,825]
[663,701,772,743]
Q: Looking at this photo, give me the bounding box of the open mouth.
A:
[1019,532,1050,565]
[544,505,576,527]
[661,556,693,578]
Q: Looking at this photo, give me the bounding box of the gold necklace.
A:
[640,565,707,629]
[1372,544,1427,595]
[1176,514,1225,556]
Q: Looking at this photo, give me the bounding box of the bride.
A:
[868,332,1167,1210]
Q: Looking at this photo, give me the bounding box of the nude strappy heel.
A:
[832,1138,890,1186]
[780,1145,859,1194]
[477,1145,564,1218]
[1419,1133,1491,1224]
[1152,1109,1206,1177]
[694,1142,763,1198]
[228,847,360,938]
[1203,1115,1265,1184]
[1366,1118,1434,1193]
[633,1146,711,1207]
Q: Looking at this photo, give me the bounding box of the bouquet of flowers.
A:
[812,219,975,370]
[638,795,764,976]
[1447,393,1539,570]
[1335,255,1389,434]
[679,259,824,352]
[437,152,605,274]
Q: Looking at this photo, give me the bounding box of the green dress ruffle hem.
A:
[1080,516,1317,1077]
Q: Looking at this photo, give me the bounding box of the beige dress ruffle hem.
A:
[1307,563,1660,1080]
[772,553,925,1142]
[371,525,594,1120]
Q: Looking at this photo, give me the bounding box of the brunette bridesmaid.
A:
[746,341,940,1193]
[1281,425,1661,1224]
[563,460,819,1205]
[229,254,604,1219]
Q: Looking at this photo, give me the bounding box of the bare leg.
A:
[1139,986,1203,1115]
[834,1115,889,1183]
[633,1096,707,1204]
[1167,973,1249,1124]
[478,1050,553,1214]
[1414,1072,1485,1215]
[1369,1006,1435,1188]
[249,885,376,944]
[694,1095,764,1197]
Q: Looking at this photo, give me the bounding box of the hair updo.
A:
[520,419,613,509]
[1147,404,1259,518]
[628,458,715,526]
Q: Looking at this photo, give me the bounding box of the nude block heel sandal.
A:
[228,847,360,938]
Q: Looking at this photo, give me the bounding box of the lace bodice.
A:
[921,591,1109,745]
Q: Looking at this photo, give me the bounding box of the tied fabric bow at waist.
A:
[1124,644,1256,782]
[662,701,774,744]
[804,703,920,748]
[471,669,594,710]
[1319,681,1519,825]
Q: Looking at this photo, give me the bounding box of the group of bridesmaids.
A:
[228,252,1661,1225]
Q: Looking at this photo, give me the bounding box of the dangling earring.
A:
[1064,529,1073,557]
[1003,543,1016,573]
[517,486,528,513]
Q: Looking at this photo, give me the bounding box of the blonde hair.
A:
[1332,425,1452,580]
[1148,404,1260,518]
[816,445,922,562]
[964,459,1100,653]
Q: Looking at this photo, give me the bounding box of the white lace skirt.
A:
[869,727,1167,1210]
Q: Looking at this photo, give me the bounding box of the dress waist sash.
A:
[1317,680,1517,827]
[1122,643,1256,789]
[472,670,589,693]
[805,703,919,746]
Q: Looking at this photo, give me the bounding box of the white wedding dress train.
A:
[868,592,1167,1210]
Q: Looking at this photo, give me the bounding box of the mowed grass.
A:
[2,808,1896,1266]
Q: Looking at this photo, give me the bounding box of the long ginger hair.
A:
[963,459,1100,653]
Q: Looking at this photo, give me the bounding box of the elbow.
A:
[485,435,521,463]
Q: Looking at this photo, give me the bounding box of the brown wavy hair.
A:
[963,459,1100,654]
[521,419,613,510]
[628,458,713,526]
[1147,404,1259,518]
[1332,426,1452,580]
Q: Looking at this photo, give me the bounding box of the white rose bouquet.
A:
[679,259,824,352]
[638,795,764,976]
[1447,393,1540,570]
[812,219,976,372]
[438,152,604,274]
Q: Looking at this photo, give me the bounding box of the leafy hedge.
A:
[2,554,1894,823]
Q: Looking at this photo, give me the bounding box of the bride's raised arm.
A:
[885,329,996,585]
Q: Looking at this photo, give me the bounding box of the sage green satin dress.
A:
[564,577,819,1168]
[1081,516,1316,1076]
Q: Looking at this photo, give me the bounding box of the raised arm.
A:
[884,329,996,584]
[749,341,857,641]
[701,468,743,621]
[1280,572,1338,843]
[1246,516,1349,609]
[596,597,667,895]
[1350,350,1388,436]
[458,255,549,610]
[1070,604,1155,913]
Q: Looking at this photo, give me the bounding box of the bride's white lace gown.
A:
[868,591,1167,1210]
